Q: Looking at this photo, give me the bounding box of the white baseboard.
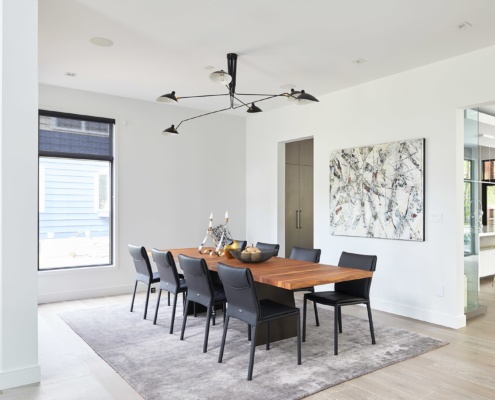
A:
[37,283,158,304]
[372,298,466,329]
[0,365,41,390]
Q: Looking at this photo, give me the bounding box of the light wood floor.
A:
[1,278,494,399]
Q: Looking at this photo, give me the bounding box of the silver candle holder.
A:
[198,211,232,255]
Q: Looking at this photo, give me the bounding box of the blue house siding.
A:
[39,158,110,239]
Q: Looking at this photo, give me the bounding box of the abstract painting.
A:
[329,138,425,241]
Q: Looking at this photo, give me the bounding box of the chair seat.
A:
[293,286,314,293]
[259,299,299,321]
[306,291,367,306]
[213,285,226,302]
[151,271,160,283]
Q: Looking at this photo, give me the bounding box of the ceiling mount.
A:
[157,53,318,135]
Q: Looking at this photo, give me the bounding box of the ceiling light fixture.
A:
[457,21,472,30]
[157,53,319,135]
[90,37,114,47]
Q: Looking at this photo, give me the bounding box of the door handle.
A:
[296,210,299,229]
[299,209,302,229]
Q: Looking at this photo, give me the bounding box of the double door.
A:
[285,139,314,257]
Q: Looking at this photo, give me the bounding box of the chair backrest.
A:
[128,244,153,281]
[290,246,321,263]
[178,254,214,308]
[335,251,377,299]
[217,263,260,326]
[255,242,280,256]
[152,249,181,292]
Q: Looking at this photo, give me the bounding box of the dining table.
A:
[168,247,373,345]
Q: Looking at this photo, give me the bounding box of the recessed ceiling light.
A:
[280,83,296,90]
[90,37,114,47]
[65,72,77,77]
[204,65,215,70]
[457,21,472,30]
[352,59,367,64]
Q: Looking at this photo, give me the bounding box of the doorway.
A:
[285,138,314,258]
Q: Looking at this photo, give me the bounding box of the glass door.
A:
[463,108,480,315]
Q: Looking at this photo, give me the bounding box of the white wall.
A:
[246,45,495,329]
[0,0,40,390]
[38,85,246,302]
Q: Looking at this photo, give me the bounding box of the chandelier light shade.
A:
[296,90,320,105]
[157,53,318,133]
[162,124,179,135]
[209,70,232,85]
[247,103,263,113]
[156,91,178,103]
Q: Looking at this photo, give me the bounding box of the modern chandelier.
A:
[157,53,319,135]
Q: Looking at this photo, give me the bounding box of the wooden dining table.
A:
[168,247,373,345]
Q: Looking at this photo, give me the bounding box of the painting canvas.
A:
[329,138,425,241]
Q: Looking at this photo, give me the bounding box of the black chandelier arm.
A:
[178,93,230,100]
[232,93,286,109]
[234,92,288,97]
[233,96,250,109]
[175,105,233,129]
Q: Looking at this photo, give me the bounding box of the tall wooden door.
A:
[285,139,314,257]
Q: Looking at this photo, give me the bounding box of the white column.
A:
[0,0,40,389]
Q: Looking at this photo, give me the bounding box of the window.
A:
[38,110,114,270]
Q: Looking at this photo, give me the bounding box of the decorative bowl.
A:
[228,249,277,263]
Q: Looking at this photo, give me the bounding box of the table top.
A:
[168,248,373,290]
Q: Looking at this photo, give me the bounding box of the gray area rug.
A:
[59,301,447,400]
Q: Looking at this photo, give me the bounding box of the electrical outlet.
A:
[151,287,156,293]
[430,213,443,223]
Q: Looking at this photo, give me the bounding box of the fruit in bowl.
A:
[229,247,277,263]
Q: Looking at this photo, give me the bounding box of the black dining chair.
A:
[217,262,301,380]
[151,249,188,333]
[128,244,160,319]
[290,246,321,324]
[178,254,227,353]
[302,251,377,355]
[255,242,280,256]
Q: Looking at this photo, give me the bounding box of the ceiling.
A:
[39,0,495,116]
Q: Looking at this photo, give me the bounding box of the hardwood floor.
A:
[1,278,493,399]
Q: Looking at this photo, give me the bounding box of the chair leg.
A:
[296,312,301,365]
[170,292,179,334]
[130,281,138,312]
[222,302,226,324]
[266,322,270,350]
[313,301,320,327]
[248,325,257,381]
[180,299,189,340]
[168,291,170,306]
[334,306,339,355]
[302,295,307,342]
[367,303,376,345]
[203,305,212,353]
[218,316,230,363]
[247,324,251,341]
[153,289,162,325]
[212,306,216,326]
[143,284,151,320]
[338,306,342,333]
[182,292,186,315]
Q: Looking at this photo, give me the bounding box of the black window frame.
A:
[38,109,115,271]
